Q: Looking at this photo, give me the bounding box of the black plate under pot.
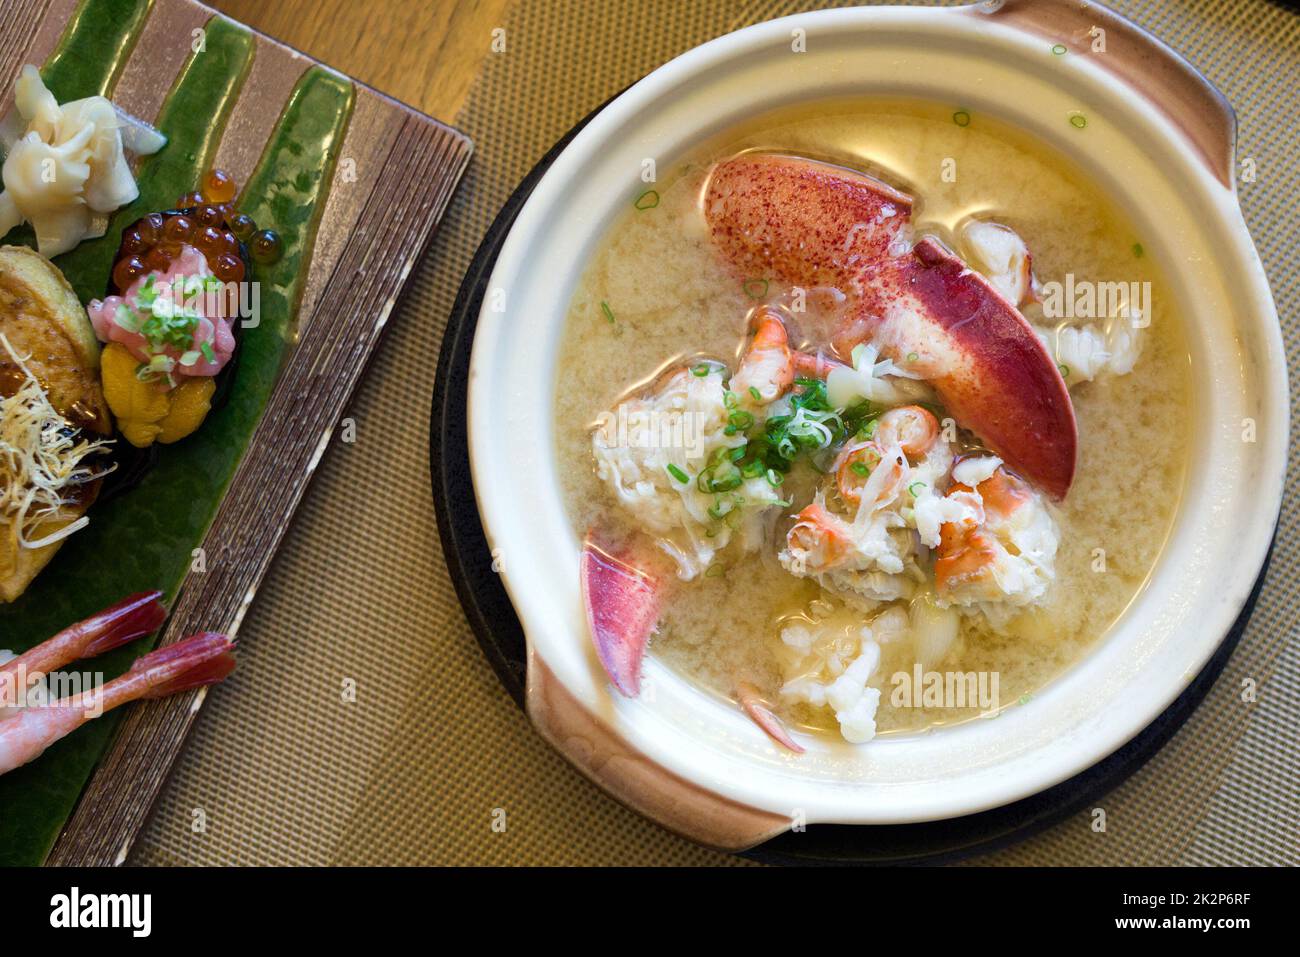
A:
[430,111,1272,866]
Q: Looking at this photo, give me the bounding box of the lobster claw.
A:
[705,153,1077,499]
[875,238,1076,499]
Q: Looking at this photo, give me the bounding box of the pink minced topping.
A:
[88,244,236,385]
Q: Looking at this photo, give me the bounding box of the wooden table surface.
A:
[210,0,512,121]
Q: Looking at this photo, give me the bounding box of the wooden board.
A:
[0,0,471,865]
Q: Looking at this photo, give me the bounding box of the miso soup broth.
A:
[556,99,1189,742]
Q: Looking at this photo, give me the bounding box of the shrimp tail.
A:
[129,632,236,701]
[80,591,168,657]
[0,632,234,778]
[1,591,166,687]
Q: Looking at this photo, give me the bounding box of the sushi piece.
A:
[0,245,113,603]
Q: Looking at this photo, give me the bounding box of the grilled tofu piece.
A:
[0,245,111,602]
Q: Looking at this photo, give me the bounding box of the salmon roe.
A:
[202,168,237,204]
[110,169,279,292]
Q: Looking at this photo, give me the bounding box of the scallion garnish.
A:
[728,410,754,430]
[666,464,689,484]
[711,472,742,492]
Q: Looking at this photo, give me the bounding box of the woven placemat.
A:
[131,0,1299,866]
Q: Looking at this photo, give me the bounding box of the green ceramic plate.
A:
[0,0,356,865]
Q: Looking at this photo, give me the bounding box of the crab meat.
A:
[961,219,1038,307]
[934,465,1059,619]
[581,531,662,697]
[704,154,1077,499]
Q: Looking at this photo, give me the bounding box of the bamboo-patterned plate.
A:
[0,0,471,866]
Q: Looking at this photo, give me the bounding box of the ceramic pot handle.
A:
[527,653,791,852]
[965,0,1237,188]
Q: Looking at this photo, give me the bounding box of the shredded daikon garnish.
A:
[0,334,113,549]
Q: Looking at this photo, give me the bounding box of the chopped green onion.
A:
[953,110,971,127]
[600,301,616,324]
[850,461,870,477]
[200,340,217,363]
[907,351,919,362]
[711,472,742,492]
[704,564,726,578]
[1058,362,1070,378]
[113,303,142,334]
[748,386,762,401]
[1132,243,1144,258]
[1051,43,1067,56]
[743,278,769,300]
[1069,112,1087,129]
[909,481,926,497]
[766,469,783,487]
[692,363,710,376]
[666,464,689,484]
[634,190,660,210]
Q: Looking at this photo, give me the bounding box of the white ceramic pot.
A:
[467,0,1288,849]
